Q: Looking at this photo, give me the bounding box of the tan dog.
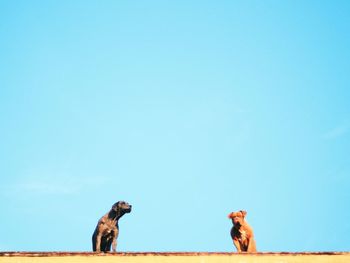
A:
[92,201,132,252]
[228,210,256,252]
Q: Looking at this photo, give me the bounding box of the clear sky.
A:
[0,0,349,253]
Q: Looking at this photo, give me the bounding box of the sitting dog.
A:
[92,201,132,252]
[228,210,256,252]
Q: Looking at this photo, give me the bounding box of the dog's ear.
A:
[112,202,120,210]
[228,212,234,219]
[240,210,247,218]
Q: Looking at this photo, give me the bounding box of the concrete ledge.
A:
[1,252,350,263]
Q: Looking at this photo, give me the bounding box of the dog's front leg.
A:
[233,239,241,252]
[111,238,117,252]
[95,233,102,252]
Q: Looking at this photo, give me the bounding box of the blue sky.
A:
[0,0,349,252]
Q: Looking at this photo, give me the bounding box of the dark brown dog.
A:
[228,210,256,252]
[92,201,132,252]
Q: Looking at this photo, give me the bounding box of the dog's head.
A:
[228,210,247,227]
[112,201,132,214]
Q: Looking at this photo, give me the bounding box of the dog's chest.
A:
[104,228,119,240]
[101,219,118,236]
[238,229,247,242]
[232,227,248,242]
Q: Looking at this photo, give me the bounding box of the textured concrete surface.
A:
[1,252,350,263]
